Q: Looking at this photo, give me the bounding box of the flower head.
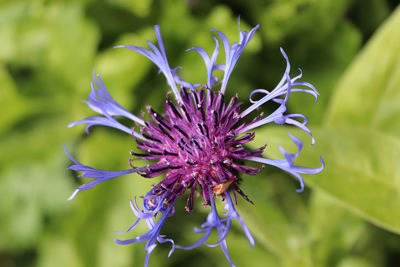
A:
[66,20,323,267]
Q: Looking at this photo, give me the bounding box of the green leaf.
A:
[237,177,313,266]
[308,192,365,266]
[252,126,400,234]
[326,6,400,137]
[309,128,400,234]
[371,59,400,135]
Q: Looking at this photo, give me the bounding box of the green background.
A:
[1,0,400,266]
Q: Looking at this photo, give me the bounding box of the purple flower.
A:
[65,20,323,267]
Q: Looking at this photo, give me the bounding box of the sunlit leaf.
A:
[326,6,400,137]
[252,126,400,234]
[308,192,365,266]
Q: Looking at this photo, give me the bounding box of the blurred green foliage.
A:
[0,0,399,266]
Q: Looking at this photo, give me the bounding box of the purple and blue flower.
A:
[65,20,323,267]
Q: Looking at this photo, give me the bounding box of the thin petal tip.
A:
[67,189,79,201]
[295,187,304,193]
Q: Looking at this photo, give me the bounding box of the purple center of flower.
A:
[133,87,265,212]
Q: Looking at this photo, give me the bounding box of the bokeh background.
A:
[1,0,400,266]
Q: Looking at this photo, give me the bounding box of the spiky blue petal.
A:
[187,36,220,88]
[240,48,318,144]
[246,134,324,192]
[115,25,182,103]
[212,19,259,94]
[64,144,137,200]
[114,190,175,267]
[67,72,145,140]
[176,190,235,266]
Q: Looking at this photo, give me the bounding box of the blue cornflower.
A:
[65,20,323,267]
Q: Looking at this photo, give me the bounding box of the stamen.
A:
[130,151,149,157]
[179,138,193,156]
[163,150,178,156]
[191,138,202,150]
[225,94,238,115]
[142,133,162,143]
[180,104,192,123]
[203,124,210,138]
[197,123,205,135]
[209,89,214,105]
[158,124,174,140]
[151,108,172,131]
[177,141,185,151]
[212,110,218,129]
[218,94,224,118]
[199,103,205,121]
[174,124,189,139]
[167,99,182,119]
